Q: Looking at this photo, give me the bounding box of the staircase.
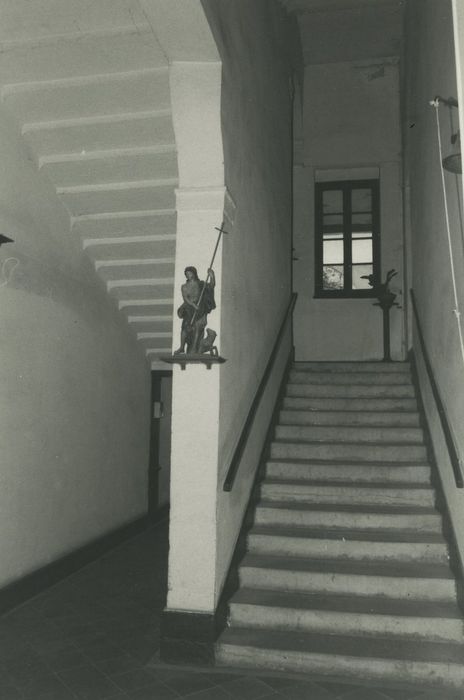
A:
[0,2,178,369]
[216,361,464,691]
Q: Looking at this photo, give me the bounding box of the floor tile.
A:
[408,692,463,700]
[110,669,160,692]
[128,680,179,699]
[6,656,52,688]
[220,676,279,700]
[58,664,121,700]
[36,640,90,672]
[204,672,243,685]
[338,689,392,700]
[77,638,125,661]
[281,681,337,700]
[317,682,365,698]
[180,686,238,700]
[94,653,142,676]
[164,671,217,697]
[0,683,24,699]
[258,676,300,691]
[374,688,424,700]
[21,673,77,699]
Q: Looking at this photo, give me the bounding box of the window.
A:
[314,179,380,298]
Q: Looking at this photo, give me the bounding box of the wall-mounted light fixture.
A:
[433,96,461,174]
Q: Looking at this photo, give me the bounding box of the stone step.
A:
[238,555,457,602]
[25,110,176,160]
[275,424,425,444]
[0,28,168,85]
[96,258,175,283]
[3,68,170,124]
[279,409,421,427]
[289,370,412,385]
[249,524,447,544]
[293,362,411,373]
[287,384,416,398]
[270,440,428,463]
[216,628,464,689]
[258,481,435,508]
[264,460,432,485]
[283,396,418,411]
[246,525,447,563]
[72,209,176,240]
[228,589,464,643]
[41,146,178,189]
[84,235,176,263]
[254,502,443,533]
[60,178,177,216]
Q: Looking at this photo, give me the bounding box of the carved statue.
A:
[174,266,218,355]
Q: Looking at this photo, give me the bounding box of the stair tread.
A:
[272,438,426,447]
[257,500,440,514]
[266,458,431,468]
[249,524,447,544]
[292,362,411,371]
[280,417,421,427]
[217,627,464,664]
[230,588,462,619]
[240,554,455,579]
[261,479,433,491]
[277,423,423,431]
[287,383,414,389]
[281,408,420,413]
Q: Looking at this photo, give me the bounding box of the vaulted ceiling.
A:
[280,0,401,14]
[279,0,404,64]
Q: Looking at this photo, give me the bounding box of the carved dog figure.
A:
[199,328,218,356]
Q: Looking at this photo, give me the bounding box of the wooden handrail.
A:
[223,293,297,492]
[410,289,464,488]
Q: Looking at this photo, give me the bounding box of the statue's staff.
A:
[190,221,229,327]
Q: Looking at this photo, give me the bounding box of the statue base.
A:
[159,354,227,370]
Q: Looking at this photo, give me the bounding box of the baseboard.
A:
[0,505,168,617]
[160,610,216,665]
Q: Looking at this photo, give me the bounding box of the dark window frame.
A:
[314,178,381,299]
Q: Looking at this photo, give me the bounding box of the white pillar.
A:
[166,61,226,613]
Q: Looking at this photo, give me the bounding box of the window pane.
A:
[323,237,344,264]
[323,265,344,290]
[352,212,372,226]
[323,214,343,226]
[352,237,373,264]
[352,188,372,213]
[352,264,373,289]
[323,190,343,215]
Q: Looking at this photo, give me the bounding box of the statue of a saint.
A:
[174,266,217,355]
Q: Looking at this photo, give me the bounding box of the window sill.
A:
[313,291,377,300]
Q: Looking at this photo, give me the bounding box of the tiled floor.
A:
[0,520,461,700]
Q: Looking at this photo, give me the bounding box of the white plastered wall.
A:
[0,95,150,589]
[404,0,464,572]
